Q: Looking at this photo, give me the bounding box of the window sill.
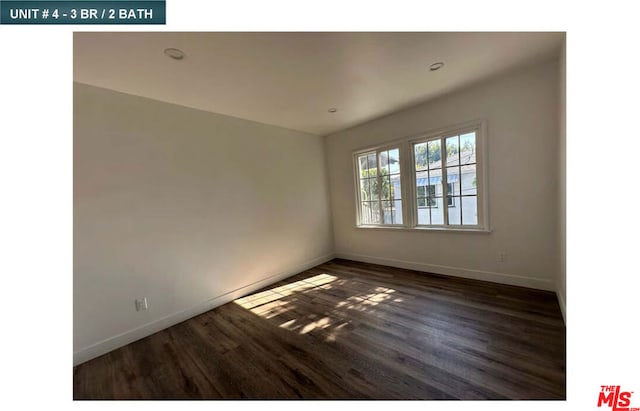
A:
[355,225,492,234]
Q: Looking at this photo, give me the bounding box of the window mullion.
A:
[377,151,383,224]
[458,135,462,224]
[426,156,432,225]
[402,142,413,227]
[442,136,449,226]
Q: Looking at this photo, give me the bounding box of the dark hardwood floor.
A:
[73,259,566,399]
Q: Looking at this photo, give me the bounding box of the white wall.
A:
[325,60,560,291]
[74,83,333,364]
[557,40,567,321]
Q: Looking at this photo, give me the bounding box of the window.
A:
[414,130,479,227]
[355,147,403,225]
[354,120,487,231]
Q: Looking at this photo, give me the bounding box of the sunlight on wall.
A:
[233,273,399,342]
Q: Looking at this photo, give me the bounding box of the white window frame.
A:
[353,119,489,232]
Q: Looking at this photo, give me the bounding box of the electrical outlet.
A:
[497,252,506,262]
[135,298,148,311]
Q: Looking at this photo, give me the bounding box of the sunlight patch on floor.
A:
[300,316,332,334]
[324,322,351,342]
[234,273,338,310]
[342,287,396,311]
[233,273,399,341]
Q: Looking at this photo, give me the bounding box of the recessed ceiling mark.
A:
[429,62,445,71]
[164,48,185,60]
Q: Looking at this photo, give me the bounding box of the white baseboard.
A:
[334,252,555,291]
[556,289,566,325]
[73,253,335,366]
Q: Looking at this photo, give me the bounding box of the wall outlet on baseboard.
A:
[497,252,507,263]
[135,298,148,311]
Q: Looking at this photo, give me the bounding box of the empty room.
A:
[73,31,566,400]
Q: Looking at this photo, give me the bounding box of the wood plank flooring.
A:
[73,258,566,399]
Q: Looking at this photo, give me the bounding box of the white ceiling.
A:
[74,32,564,136]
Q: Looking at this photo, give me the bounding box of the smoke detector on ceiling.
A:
[429,62,445,71]
[164,48,185,60]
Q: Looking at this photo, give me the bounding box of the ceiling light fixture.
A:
[164,48,185,60]
[429,62,445,71]
[328,108,337,113]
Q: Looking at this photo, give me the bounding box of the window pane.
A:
[370,178,379,201]
[360,179,370,201]
[461,196,478,225]
[417,204,430,224]
[393,200,403,224]
[446,135,459,167]
[379,151,390,175]
[367,153,376,177]
[427,140,442,169]
[370,201,381,224]
[460,132,476,165]
[427,185,436,199]
[358,155,369,178]
[425,185,437,207]
[382,201,393,224]
[390,174,402,199]
[446,167,460,196]
[429,168,442,192]
[448,198,461,225]
[361,201,372,224]
[381,175,392,201]
[414,142,428,171]
[388,148,400,174]
[461,164,477,196]
[431,198,444,224]
[416,170,441,195]
[447,184,455,206]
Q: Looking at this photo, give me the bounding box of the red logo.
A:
[598,386,638,411]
